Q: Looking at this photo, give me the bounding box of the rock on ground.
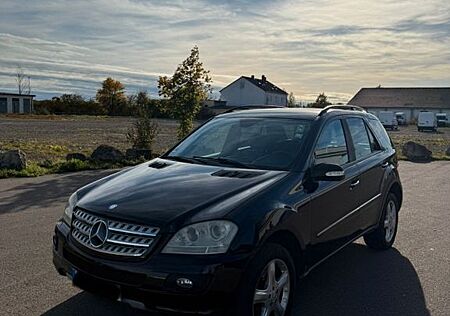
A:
[0,149,27,170]
[91,145,124,162]
[402,141,432,162]
[66,153,87,161]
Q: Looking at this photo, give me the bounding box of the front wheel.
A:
[364,193,399,250]
[232,243,296,316]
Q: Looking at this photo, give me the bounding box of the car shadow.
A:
[0,170,115,215]
[42,243,429,316]
[293,243,430,316]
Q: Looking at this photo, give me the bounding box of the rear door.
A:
[307,118,363,266]
[345,117,385,231]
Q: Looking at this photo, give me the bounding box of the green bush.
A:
[126,113,159,150]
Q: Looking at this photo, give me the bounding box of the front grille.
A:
[71,208,160,258]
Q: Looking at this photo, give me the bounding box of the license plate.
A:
[67,267,78,281]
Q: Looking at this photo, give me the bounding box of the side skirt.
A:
[300,225,377,278]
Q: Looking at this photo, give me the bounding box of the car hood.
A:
[76,159,286,229]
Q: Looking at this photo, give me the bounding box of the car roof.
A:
[217,106,371,120]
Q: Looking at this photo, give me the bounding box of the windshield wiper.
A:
[192,156,252,169]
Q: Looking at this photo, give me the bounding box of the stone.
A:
[126,148,152,160]
[66,153,87,161]
[0,149,27,170]
[402,141,432,162]
[91,145,124,162]
[446,146,450,156]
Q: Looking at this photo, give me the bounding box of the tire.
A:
[364,193,399,250]
[232,243,296,316]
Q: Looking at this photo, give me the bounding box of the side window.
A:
[347,118,372,160]
[367,118,393,150]
[365,123,381,152]
[314,120,349,166]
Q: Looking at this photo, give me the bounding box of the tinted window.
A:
[168,117,312,170]
[314,120,349,166]
[366,123,381,152]
[367,118,392,150]
[347,118,372,160]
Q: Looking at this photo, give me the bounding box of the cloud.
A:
[0,0,449,102]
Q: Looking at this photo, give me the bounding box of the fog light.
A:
[176,278,193,289]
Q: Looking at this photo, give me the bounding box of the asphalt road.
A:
[0,162,449,316]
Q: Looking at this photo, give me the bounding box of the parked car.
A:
[436,113,448,127]
[418,111,437,132]
[53,105,403,316]
[379,111,398,130]
[395,112,407,125]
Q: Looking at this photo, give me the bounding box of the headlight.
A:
[162,220,238,255]
[63,192,78,225]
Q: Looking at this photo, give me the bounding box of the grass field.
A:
[1,115,449,174]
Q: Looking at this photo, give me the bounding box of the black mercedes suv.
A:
[53,105,403,316]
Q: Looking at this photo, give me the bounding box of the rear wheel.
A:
[364,193,399,250]
[232,243,295,316]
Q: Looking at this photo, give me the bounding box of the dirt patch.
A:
[0,115,184,163]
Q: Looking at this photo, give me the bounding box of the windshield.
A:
[166,117,312,170]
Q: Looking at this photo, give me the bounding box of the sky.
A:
[0,0,449,103]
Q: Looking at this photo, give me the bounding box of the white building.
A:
[220,75,288,107]
[348,87,450,123]
[0,92,35,114]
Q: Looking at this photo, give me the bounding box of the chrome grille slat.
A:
[70,208,159,258]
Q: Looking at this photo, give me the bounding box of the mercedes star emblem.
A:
[89,220,108,248]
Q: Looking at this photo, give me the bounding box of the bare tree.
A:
[25,76,31,95]
[15,66,28,95]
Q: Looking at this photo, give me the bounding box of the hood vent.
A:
[212,169,264,179]
[148,161,172,169]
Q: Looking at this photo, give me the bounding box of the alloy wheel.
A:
[384,200,397,243]
[253,259,290,316]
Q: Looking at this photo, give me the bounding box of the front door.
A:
[307,118,363,266]
[0,98,7,113]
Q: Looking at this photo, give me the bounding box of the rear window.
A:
[367,118,393,150]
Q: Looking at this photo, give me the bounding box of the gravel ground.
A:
[0,161,449,316]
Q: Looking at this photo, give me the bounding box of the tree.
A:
[158,45,212,139]
[96,77,127,115]
[308,93,332,108]
[16,66,31,95]
[287,92,296,107]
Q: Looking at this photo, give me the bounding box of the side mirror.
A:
[311,163,345,181]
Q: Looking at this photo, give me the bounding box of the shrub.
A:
[57,159,91,172]
[126,112,159,150]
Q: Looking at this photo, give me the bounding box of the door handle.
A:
[381,162,389,168]
[350,179,360,189]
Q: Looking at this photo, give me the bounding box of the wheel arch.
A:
[388,181,403,210]
[264,230,306,277]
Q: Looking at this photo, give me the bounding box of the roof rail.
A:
[222,105,284,114]
[318,105,366,116]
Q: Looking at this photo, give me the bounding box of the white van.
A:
[379,111,398,130]
[417,111,437,132]
[436,113,448,127]
[395,112,407,125]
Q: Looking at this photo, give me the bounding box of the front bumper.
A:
[52,221,248,314]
